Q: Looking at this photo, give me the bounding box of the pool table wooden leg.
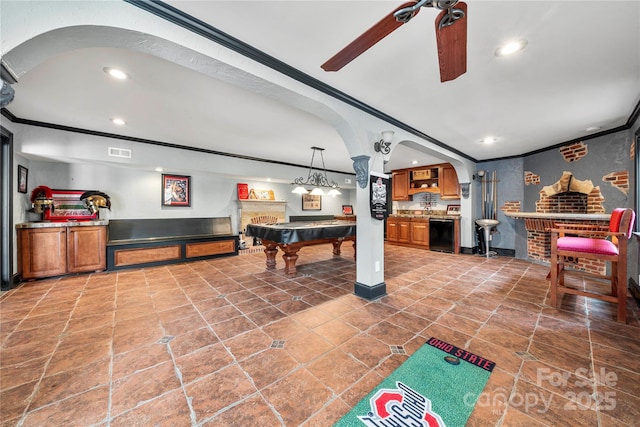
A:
[281,245,301,275]
[332,239,343,255]
[263,241,278,270]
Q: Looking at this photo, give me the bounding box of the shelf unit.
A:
[408,167,440,195]
[392,163,460,200]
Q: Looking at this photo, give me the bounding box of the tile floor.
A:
[1,244,639,426]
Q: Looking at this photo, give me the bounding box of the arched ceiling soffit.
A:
[4,25,361,156]
[391,139,473,180]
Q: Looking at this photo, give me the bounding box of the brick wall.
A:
[536,191,588,213]
[527,177,607,274]
[586,187,606,214]
[535,186,605,214]
[602,171,629,196]
[500,200,521,213]
[524,218,610,275]
[559,142,588,162]
[524,171,540,185]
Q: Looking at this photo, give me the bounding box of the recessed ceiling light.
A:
[155,167,164,172]
[411,160,418,165]
[103,67,129,80]
[495,39,528,57]
[111,118,126,126]
[586,126,602,132]
[482,136,496,144]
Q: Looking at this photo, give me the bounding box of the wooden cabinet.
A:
[386,217,428,247]
[391,163,460,200]
[18,227,68,279]
[440,164,460,199]
[386,217,459,253]
[410,219,429,247]
[397,220,411,243]
[67,226,107,273]
[392,170,410,201]
[18,225,106,280]
[386,218,399,242]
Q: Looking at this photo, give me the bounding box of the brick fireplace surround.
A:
[507,172,610,275]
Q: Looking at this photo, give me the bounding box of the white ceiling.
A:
[3,0,640,174]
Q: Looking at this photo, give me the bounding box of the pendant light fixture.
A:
[291,147,341,196]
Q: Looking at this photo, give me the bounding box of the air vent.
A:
[108,147,132,158]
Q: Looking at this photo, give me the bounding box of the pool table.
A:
[245,220,356,275]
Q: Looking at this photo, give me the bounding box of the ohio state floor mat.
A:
[335,337,495,427]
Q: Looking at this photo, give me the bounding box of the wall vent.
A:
[108,147,132,158]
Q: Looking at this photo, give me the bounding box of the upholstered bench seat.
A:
[557,236,618,255]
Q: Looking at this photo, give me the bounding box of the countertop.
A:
[503,212,610,221]
[389,214,460,220]
[16,220,109,229]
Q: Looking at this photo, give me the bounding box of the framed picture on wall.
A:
[447,204,461,215]
[17,165,28,193]
[302,194,321,210]
[162,174,191,207]
[342,205,354,215]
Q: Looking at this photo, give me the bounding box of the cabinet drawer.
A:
[186,240,235,258]
[113,245,181,267]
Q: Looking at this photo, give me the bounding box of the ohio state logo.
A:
[358,381,446,427]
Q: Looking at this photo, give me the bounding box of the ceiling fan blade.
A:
[435,1,467,82]
[321,2,422,72]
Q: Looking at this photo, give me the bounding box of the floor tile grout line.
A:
[156,266,199,426]
[3,247,639,426]
[169,262,284,426]
[104,271,119,426]
[13,275,93,426]
[1,279,59,349]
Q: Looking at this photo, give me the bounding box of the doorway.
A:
[1,126,14,290]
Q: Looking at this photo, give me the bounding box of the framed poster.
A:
[162,174,191,207]
[17,165,28,193]
[370,174,389,220]
[302,194,321,210]
[237,183,249,200]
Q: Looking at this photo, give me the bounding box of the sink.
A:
[476,219,500,227]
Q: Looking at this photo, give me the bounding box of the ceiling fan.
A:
[321,0,468,82]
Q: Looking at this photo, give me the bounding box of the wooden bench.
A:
[106,217,238,270]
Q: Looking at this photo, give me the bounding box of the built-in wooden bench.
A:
[106,217,238,270]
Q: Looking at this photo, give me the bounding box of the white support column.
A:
[352,154,387,300]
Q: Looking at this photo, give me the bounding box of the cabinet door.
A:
[67,226,107,273]
[440,165,460,199]
[392,170,410,201]
[410,220,429,247]
[386,219,398,242]
[397,220,411,243]
[18,228,67,279]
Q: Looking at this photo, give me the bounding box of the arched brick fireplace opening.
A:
[536,171,605,214]
[525,171,608,275]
